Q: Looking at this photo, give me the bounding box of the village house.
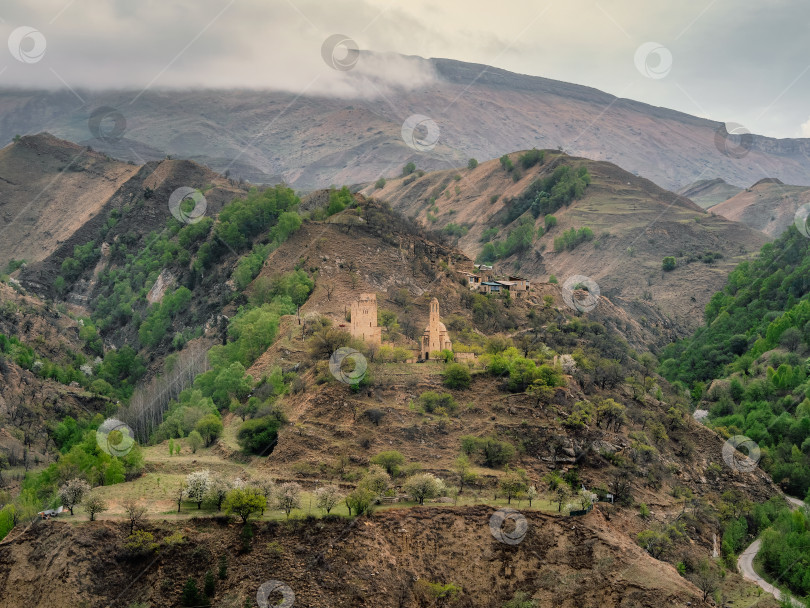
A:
[480,281,502,295]
[465,272,482,290]
[493,276,530,298]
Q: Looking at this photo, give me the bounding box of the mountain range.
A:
[1,54,809,192]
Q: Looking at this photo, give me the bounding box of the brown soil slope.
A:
[0,507,714,608]
[711,178,810,237]
[677,177,743,209]
[18,152,245,299]
[361,152,768,340]
[0,134,139,267]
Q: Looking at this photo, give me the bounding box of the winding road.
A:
[737,495,805,607]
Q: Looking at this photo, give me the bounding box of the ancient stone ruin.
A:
[350,292,381,346]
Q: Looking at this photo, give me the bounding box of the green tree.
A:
[443,363,471,389]
[402,162,416,176]
[360,465,391,496]
[370,451,405,477]
[236,416,280,454]
[467,158,478,169]
[404,473,444,504]
[195,415,223,447]
[187,430,203,454]
[662,256,677,271]
[345,487,375,516]
[499,468,529,504]
[203,570,216,597]
[224,487,266,523]
[181,578,202,607]
[82,493,108,521]
[454,454,477,492]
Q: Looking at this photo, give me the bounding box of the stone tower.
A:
[421,298,452,359]
[350,293,381,346]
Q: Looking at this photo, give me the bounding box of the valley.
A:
[0,139,802,607]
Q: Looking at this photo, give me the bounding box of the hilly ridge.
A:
[363,150,769,343]
[710,178,810,237]
[0,55,808,192]
[676,178,744,209]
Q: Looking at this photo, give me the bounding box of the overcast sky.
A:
[2,0,808,138]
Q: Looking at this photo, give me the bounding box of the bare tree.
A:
[122,499,148,533]
[175,482,187,513]
[119,340,211,442]
[688,559,719,601]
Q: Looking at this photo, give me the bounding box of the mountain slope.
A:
[710,178,810,237]
[0,507,718,608]
[1,55,810,191]
[676,178,743,209]
[0,184,784,607]
[0,134,140,267]
[362,151,769,343]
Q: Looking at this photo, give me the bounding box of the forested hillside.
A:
[662,226,810,496]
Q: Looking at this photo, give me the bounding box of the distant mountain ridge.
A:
[0,54,809,191]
